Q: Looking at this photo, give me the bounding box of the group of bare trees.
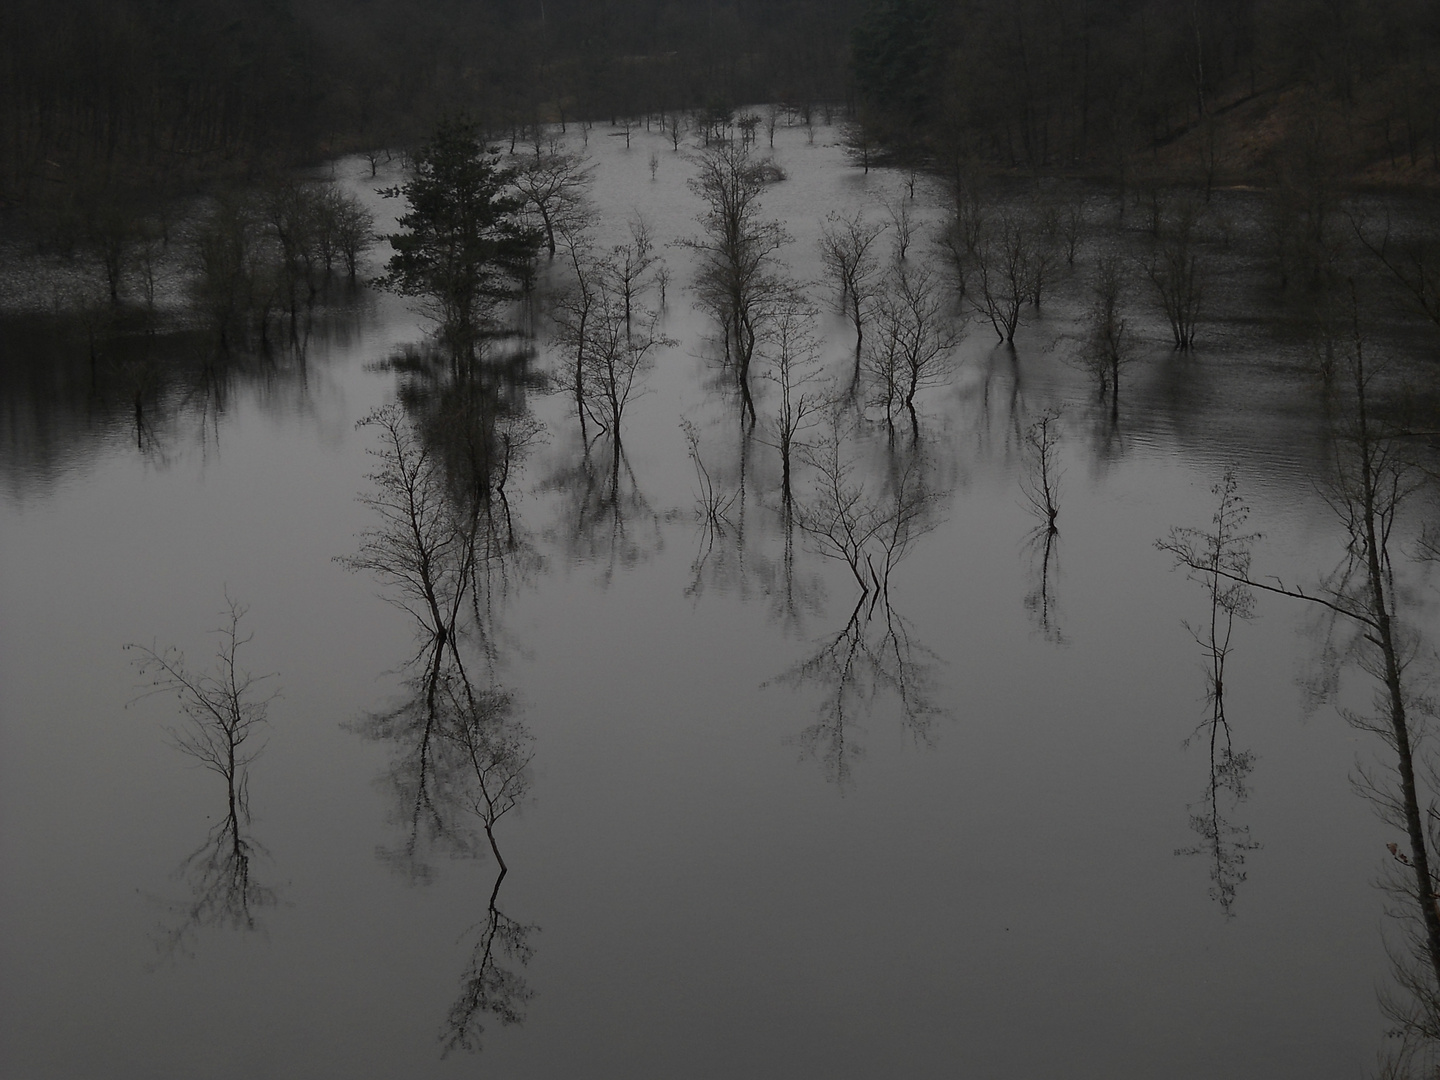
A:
[684,143,793,422]
[552,207,672,459]
[191,179,374,347]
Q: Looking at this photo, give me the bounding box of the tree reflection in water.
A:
[126,598,278,960]
[768,416,948,784]
[1159,470,1260,915]
[681,419,826,631]
[343,357,539,1052]
[1020,411,1065,644]
[1159,293,1440,1065]
[543,430,662,581]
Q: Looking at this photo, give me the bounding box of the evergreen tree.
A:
[379,118,541,361]
[851,0,938,124]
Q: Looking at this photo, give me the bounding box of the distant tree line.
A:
[851,0,1440,183]
[0,0,861,210]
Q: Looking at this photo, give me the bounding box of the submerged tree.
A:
[969,212,1042,344]
[864,261,957,431]
[1020,412,1064,643]
[379,118,542,362]
[795,414,945,600]
[1143,198,1206,350]
[1074,254,1138,422]
[776,424,948,785]
[757,295,829,511]
[126,598,278,957]
[1020,410,1062,534]
[511,144,595,260]
[683,142,792,422]
[1158,470,1260,915]
[1159,297,1440,1059]
[346,405,474,640]
[819,209,886,382]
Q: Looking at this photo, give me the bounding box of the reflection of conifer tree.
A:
[1160,470,1260,915]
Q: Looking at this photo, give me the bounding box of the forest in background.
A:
[853,0,1440,190]
[1,0,1437,273]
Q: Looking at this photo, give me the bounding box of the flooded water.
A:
[2,121,1436,1078]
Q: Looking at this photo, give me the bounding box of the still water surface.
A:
[1,122,1430,1078]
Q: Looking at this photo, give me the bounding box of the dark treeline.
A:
[852,0,1440,185]
[6,0,1435,247]
[0,0,859,207]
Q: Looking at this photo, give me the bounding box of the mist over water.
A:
[1,120,1434,1079]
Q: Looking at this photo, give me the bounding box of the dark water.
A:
[2,123,1434,1078]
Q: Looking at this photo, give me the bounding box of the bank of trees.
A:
[1,0,862,213]
[190,180,374,347]
[851,0,1440,183]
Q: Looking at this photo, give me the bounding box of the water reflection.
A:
[1159,472,1262,914]
[126,599,279,959]
[0,292,369,495]
[443,870,537,1055]
[148,797,279,962]
[543,432,663,580]
[1020,411,1065,643]
[344,397,538,1051]
[767,415,949,783]
[772,590,943,786]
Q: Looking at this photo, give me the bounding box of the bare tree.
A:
[127,597,275,837]
[884,193,916,262]
[1074,254,1138,422]
[551,218,602,438]
[1353,211,1440,334]
[326,187,375,281]
[970,211,1041,344]
[127,598,278,955]
[1163,469,1261,916]
[338,404,478,647]
[865,262,957,430]
[683,142,792,422]
[610,215,660,338]
[1020,410,1062,534]
[795,414,944,597]
[1143,198,1206,350]
[1159,298,1440,1058]
[512,147,595,259]
[757,294,830,509]
[579,262,674,461]
[819,209,886,380]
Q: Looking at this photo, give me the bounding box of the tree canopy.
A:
[379,119,541,359]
